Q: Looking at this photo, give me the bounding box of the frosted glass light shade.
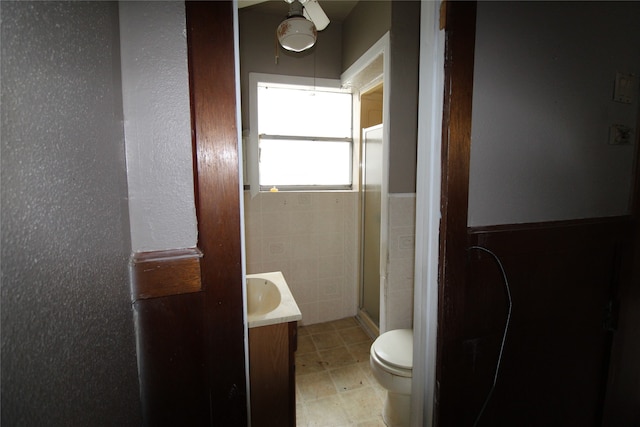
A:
[277,16,317,52]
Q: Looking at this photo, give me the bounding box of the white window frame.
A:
[247,72,353,197]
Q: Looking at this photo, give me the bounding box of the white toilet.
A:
[370,329,413,427]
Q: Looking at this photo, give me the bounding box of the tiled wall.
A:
[244,191,359,325]
[243,191,416,330]
[385,194,416,331]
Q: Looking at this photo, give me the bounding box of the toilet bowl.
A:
[370,329,413,427]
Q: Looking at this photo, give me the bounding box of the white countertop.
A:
[246,271,302,328]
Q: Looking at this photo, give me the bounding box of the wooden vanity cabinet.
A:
[248,321,297,427]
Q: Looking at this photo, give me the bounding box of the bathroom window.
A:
[248,73,353,193]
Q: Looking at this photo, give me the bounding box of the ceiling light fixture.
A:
[277,0,317,52]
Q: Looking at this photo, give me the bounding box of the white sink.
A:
[246,277,281,315]
[246,271,302,328]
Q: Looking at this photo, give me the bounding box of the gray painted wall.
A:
[119,1,197,253]
[1,2,142,425]
[343,0,419,193]
[388,0,420,194]
[342,0,391,70]
[469,1,640,226]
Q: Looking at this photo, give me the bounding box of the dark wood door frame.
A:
[186,2,247,425]
[436,1,477,425]
[602,104,640,424]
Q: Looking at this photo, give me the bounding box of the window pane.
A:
[259,139,351,187]
[258,85,351,138]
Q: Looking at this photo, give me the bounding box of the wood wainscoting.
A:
[445,217,633,426]
[131,249,208,424]
[131,248,203,301]
[134,291,209,425]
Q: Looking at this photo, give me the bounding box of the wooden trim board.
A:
[131,248,203,301]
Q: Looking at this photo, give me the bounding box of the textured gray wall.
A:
[119,1,197,253]
[1,2,142,425]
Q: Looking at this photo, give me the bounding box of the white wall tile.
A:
[318,232,344,256]
[244,191,359,325]
[385,194,416,330]
[288,257,319,279]
[318,255,345,279]
[290,211,316,235]
[386,288,414,330]
[290,279,319,306]
[299,302,319,325]
[261,211,291,237]
[261,192,292,212]
[291,234,319,260]
[245,191,415,328]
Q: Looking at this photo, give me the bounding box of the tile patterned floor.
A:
[295,317,386,426]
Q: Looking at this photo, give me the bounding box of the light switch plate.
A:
[613,72,637,104]
[609,124,633,145]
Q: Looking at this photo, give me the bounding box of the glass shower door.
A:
[360,124,383,326]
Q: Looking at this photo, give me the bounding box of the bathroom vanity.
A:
[249,321,297,427]
[246,272,301,427]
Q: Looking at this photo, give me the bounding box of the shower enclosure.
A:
[360,124,384,328]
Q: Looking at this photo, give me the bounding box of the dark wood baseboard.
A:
[131,248,203,301]
[468,216,633,250]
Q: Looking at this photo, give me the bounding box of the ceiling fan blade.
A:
[237,0,269,8]
[301,0,330,31]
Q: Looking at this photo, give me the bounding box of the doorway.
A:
[360,123,383,329]
[341,35,390,336]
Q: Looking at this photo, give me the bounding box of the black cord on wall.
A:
[467,246,513,427]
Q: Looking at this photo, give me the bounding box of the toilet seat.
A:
[370,329,414,426]
[371,329,413,377]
